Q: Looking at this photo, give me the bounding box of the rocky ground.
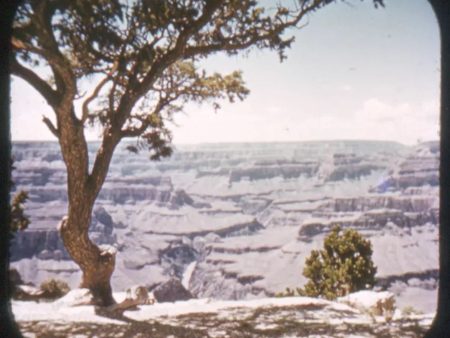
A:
[16,297,432,338]
[12,291,433,338]
[17,316,430,338]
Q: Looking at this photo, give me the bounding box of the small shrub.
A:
[40,278,70,299]
[276,287,302,297]
[402,305,423,316]
[10,190,30,234]
[299,225,377,300]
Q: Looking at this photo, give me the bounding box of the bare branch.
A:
[10,59,60,108]
[11,37,45,55]
[31,1,77,110]
[81,77,110,122]
[42,116,59,138]
[12,36,68,95]
[88,132,121,198]
[81,62,119,123]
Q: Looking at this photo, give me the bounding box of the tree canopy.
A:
[301,226,377,300]
[13,1,311,154]
[12,0,385,157]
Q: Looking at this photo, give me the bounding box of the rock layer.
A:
[10,140,438,312]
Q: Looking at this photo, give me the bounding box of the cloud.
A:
[351,98,439,144]
[339,84,353,92]
[168,96,440,145]
[356,98,409,123]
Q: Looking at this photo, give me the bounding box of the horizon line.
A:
[10,138,439,146]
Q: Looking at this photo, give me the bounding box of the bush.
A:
[402,305,423,316]
[40,278,70,299]
[10,190,30,234]
[275,287,302,298]
[300,226,377,300]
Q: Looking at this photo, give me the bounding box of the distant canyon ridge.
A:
[10,140,439,313]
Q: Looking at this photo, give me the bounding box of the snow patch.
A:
[13,300,124,325]
[99,244,117,256]
[338,290,395,317]
[182,261,197,290]
[54,288,93,307]
[123,296,354,321]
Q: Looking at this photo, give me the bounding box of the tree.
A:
[300,226,377,300]
[14,0,390,306]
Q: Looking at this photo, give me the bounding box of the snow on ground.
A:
[338,290,394,312]
[13,290,435,336]
[12,300,124,325]
[12,293,357,324]
[182,261,197,289]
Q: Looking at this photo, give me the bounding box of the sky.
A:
[10,0,440,145]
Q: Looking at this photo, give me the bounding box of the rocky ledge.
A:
[14,290,432,338]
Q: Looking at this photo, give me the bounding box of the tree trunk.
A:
[59,212,116,307]
[56,117,119,307]
[425,0,450,336]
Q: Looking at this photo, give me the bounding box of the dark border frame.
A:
[1,1,449,337]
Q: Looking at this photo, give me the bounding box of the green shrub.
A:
[40,278,70,299]
[276,287,303,297]
[300,225,377,300]
[10,190,30,234]
[402,305,423,316]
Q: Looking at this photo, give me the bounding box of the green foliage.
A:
[40,278,70,299]
[10,160,30,234]
[300,226,377,300]
[11,0,385,159]
[276,287,303,297]
[10,190,30,233]
[402,305,423,316]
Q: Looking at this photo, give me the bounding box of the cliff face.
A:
[10,140,439,312]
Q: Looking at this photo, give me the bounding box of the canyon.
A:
[10,140,439,313]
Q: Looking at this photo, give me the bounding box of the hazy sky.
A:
[11,0,440,145]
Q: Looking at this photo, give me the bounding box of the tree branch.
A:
[88,132,120,199]
[184,1,322,60]
[10,59,60,108]
[81,62,118,123]
[120,97,170,138]
[11,36,47,56]
[113,0,225,130]
[32,0,77,111]
[42,116,59,138]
